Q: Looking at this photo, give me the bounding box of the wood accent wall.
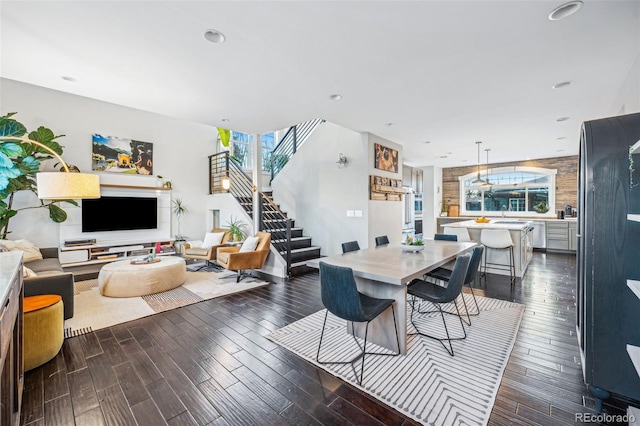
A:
[442,155,578,213]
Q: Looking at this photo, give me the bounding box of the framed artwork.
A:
[92,134,154,175]
[374,143,399,173]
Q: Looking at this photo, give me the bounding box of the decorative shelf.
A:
[370,175,404,201]
[100,184,171,190]
[627,344,640,378]
[628,280,640,301]
[630,139,640,155]
[628,214,640,222]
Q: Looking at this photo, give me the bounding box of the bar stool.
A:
[443,227,472,242]
[480,229,515,284]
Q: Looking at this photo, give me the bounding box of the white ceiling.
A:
[1,1,639,167]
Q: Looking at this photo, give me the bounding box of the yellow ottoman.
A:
[24,295,64,371]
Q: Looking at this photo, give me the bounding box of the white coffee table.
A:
[98,256,186,298]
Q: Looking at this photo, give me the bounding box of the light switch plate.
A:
[354,210,363,217]
[347,210,354,217]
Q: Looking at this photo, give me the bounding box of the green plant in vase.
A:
[533,200,549,213]
[226,216,248,241]
[172,198,188,240]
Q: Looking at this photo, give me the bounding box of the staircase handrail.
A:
[270,118,324,182]
[209,151,293,274]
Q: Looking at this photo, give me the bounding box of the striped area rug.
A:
[64,270,270,338]
[267,294,524,425]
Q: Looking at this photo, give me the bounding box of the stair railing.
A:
[209,151,294,275]
[270,118,324,182]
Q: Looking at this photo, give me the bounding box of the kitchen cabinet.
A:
[0,252,24,426]
[402,165,412,187]
[546,221,569,251]
[568,222,577,251]
[412,169,423,194]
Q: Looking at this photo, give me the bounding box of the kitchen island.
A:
[444,219,533,278]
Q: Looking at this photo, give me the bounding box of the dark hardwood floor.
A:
[21,251,627,425]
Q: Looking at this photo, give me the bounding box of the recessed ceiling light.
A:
[329,94,342,101]
[556,136,567,140]
[440,155,448,158]
[548,1,583,21]
[221,118,230,122]
[385,122,395,127]
[552,81,573,89]
[556,149,566,152]
[61,76,77,82]
[422,141,430,144]
[204,29,226,43]
[556,117,570,122]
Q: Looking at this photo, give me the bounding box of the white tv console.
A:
[59,239,176,267]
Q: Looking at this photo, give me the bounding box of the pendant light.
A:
[472,141,486,184]
[484,148,492,186]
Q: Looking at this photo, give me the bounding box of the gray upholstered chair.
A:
[375,235,389,246]
[434,234,458,241]
[317,262,400,385]
[424,246,484,325]
[24,247,74,320]
[407,253,471,356]
[341,241,360,254]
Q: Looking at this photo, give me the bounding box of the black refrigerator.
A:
[577,112,640,409]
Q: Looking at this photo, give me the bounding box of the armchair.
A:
[182,228,232,269]
[216,232,271,282]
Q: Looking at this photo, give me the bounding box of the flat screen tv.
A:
[82,196,158,232]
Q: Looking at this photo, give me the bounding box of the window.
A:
[459,167,556,216]
[230,132,275,171]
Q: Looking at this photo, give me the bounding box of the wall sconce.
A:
[221,175,231,190]
[336,153,348,168]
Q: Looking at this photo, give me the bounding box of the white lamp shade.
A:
[36,172,101,200]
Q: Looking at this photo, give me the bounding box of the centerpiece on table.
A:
[401,236,424,252]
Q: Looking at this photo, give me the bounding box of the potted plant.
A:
[0,112,78,239]
[225,216,248,241]
[172,198,188,240]
[533,200,549,214]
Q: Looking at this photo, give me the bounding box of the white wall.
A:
[271,121,370,257]
[1,78,215,247]
[612,52,640,115]
[367,133,403,247]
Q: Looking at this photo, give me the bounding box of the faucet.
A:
[501,205,507,218]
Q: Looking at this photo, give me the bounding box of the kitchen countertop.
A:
[0,252,22,307]
[440,216,577,222]
[444,219,533,230]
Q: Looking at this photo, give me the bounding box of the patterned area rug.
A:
[65,270,270,337]
[266,294,524,426]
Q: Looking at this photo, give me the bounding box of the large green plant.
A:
[217,127,231,149]
[0,112,77,239]
[225,216,248,241]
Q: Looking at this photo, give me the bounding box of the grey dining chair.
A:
[407,253,471,356]
[434,234,458,241]
[317,262,400,385]
[424,245,484,325]
[341,240,360,253]
[375,235,389,246]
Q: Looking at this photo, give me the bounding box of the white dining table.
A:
[308,241,477,355]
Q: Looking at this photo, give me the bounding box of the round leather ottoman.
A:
[24,295,64,371]
[98,256,186,297]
